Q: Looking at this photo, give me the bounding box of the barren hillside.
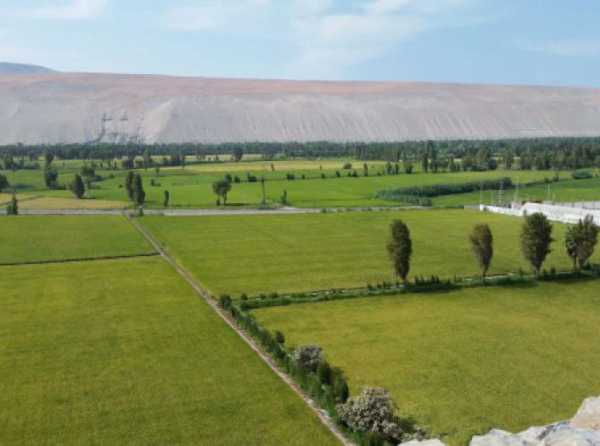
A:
[1,72,599,144]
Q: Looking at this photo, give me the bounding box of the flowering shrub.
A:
[337,387,419,443]
[293,345,323,372]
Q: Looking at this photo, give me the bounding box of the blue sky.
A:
[1,0,600,86]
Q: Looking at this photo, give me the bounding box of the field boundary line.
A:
[0,252,160,268]
[129,216,353,446]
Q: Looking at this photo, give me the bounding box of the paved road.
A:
[0,205,421,217]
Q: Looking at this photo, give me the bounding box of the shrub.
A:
[332,369,350,403]
[293,345,323,372]
[219,294,232,310]
[342,162,353,170]
[6,193,18,215]
[572,170,593,180]
[337,387,406,443]
[317,360,332,385]
[274,330,285,345]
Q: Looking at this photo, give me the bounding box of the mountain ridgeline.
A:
[0,70,599,146]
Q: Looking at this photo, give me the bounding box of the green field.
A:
[142,210,590,296]
[0,257,338,445]
[3,162,574,209]
[0,215,155,264]
[435,176,600,206]
[255,280,600,445]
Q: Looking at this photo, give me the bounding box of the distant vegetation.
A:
[2,136,600,173]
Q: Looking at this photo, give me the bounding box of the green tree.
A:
[0,173,9,192]
[387,220,412,283]
[163,190,170,207]
[70,174,86,199]
[565,216,599,270]
[125,171,135,201]
[143,148,152,170]
[6,193,18,215]
[232,146,244,162]
[132,173,146,206]
[469,224,494,279]
[43,166,59,189]
[520,212,554,275]
[212,179,232,205]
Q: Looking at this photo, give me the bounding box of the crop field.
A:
[0,257,337,445]
[182,158,376,173]
[0,215,154,264]
[435,176,600,206]
[254,279,600,445]
[3,163,572,209]
[142,209,589,296]
[16,196,126,210]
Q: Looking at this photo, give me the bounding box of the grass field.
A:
[0,215,154,264]
[254,280,600,445]
[183,158,375,173]
[17,196,126,210]
[435,177,600,206]
[142,209,590,296]
[3,164,574,209]
[0,257,338,445]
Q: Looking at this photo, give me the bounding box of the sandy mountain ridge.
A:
[1,63,600,145]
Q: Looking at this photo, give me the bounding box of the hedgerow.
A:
[218,296,425,445]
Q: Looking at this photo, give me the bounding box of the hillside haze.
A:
[1,70,600,145]
[0,62,56,76]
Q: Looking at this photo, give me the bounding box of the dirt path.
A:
[128,216,354,446]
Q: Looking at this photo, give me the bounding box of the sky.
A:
[1,0,600,86]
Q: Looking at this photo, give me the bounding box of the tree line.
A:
[387,213,599,283]
[2,136,600,172]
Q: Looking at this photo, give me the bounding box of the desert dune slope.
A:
[1,72,600,144]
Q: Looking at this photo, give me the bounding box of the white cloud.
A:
[163,0,487,78]
[288,0,483,78]
[29,0,108,20]
[523,38,600,57]
[165,0,271,31]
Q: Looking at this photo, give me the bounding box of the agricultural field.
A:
[435,176,600,206]
[2,161,575,209]
[16,196,125,210]
[142,209,589,296]
[0,257,337,445]
[0,215,154,264]
[254,279,600,445]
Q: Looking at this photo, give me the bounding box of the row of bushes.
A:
[376,177,514,201]
[218,296,424,445]
[233,266,600,311]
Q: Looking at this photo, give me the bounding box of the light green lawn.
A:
[0,257,338,445]
[255,280,600,445]
[0,215,154,264]
[142,209,589,296]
